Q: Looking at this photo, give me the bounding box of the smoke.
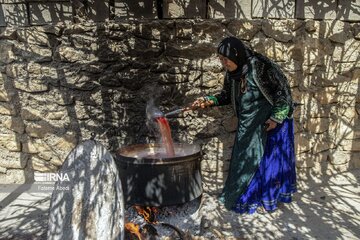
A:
[145,99,164,142]
[146,99,163,120]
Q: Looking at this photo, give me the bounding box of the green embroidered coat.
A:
[215,53,293,123]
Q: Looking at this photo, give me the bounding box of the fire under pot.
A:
[115,143,202,207]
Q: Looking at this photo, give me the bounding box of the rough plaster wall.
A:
[0,19,359,194]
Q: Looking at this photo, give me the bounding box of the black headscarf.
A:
[217,36,253,73]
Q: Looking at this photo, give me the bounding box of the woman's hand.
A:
[191,97,214,109]
[265,119,277,131]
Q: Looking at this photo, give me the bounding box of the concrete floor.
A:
[0,169,359,239]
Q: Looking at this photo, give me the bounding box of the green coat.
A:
[215,53,293,124]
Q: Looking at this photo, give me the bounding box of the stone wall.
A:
[0,19,359,194]
[1,0,360,27]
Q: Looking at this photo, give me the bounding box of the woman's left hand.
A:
[265,119,277,131]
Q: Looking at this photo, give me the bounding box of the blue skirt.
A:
[232,118,297,214]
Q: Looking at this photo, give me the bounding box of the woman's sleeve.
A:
[214,73,231,106]
[267,65,292,123]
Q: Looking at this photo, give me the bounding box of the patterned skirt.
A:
[232,118,297,214]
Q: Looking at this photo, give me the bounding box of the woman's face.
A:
[218,55,238,72]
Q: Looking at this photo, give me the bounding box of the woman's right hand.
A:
[191,97,215,109]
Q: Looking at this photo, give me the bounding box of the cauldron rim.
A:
[115,143,201,165]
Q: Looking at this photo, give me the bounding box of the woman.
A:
[193,36,296,214]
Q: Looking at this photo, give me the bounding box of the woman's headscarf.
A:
[217,36,253,72]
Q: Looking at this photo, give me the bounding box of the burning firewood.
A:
[134,206,159,224]
[125,222,142,240]
[126,205,192,240]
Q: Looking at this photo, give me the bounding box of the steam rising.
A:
[145,99,164,142]
[146,99,164,120]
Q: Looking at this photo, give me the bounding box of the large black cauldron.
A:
[115,143,202,206]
